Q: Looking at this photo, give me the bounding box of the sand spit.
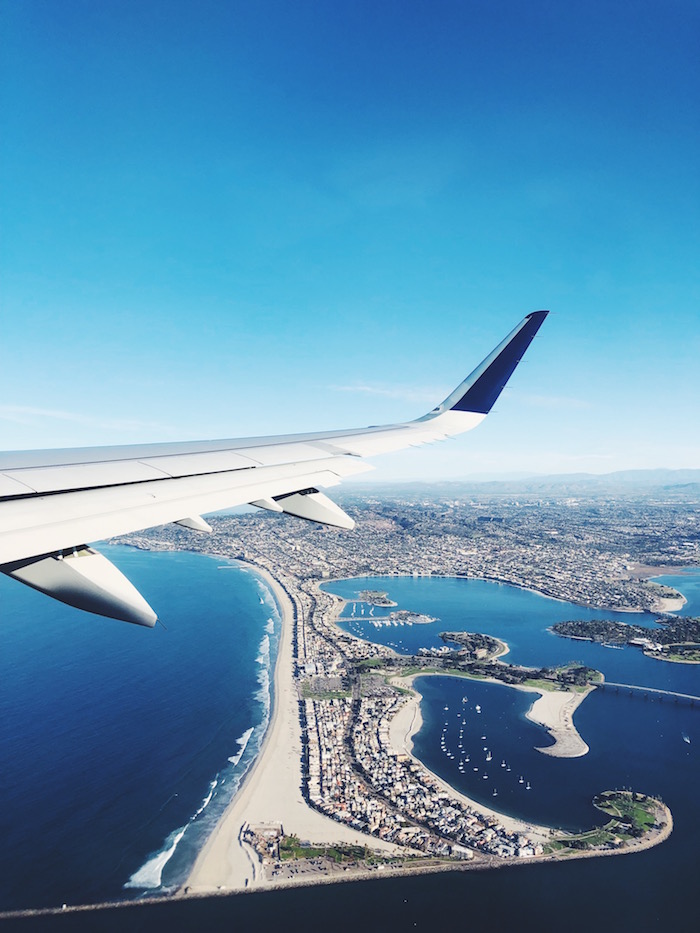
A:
[524,686,592,757]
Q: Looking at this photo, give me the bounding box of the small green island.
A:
[437,630,507,660]
[359,590,398,607]
[552,617,700,663]
[408,632,603,692]
[369,610,438,626]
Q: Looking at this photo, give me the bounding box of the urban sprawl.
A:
[120,487,695,868]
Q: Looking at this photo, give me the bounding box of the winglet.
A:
[423,310,549,418]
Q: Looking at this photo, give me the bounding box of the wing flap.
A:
[0,456,372,564]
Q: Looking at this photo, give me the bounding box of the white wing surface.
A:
[0,311,548,625]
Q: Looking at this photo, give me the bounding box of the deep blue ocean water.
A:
[1,555,699,931]
[0,546,281,912]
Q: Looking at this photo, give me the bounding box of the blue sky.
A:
[1,0,698,480]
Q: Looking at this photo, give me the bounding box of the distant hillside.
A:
[341,469,700,500]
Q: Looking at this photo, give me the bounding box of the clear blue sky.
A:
[1,0,698,480]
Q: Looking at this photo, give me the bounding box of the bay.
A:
[321,570,700,931]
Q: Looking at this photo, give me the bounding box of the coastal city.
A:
[117,486,695,886]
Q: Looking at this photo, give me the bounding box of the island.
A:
[359,590,398,607]
[369,609,437,626]
[552,617,700,663]
[438,630,508,660]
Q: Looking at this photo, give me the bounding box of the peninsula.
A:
[552,617,700,663]
[182,564,668,895]
[113,487,691,895]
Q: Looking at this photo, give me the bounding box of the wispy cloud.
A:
[331,385,592,412]
[515,393,592,411]
[329,383,442,405]
[0,404,170,433]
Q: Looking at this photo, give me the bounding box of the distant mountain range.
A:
[342,469,700,499]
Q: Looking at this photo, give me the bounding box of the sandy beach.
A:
[184,566,402,894]
[393,666,592,759]
[388,674,551,842]
[185,574,597,893]
[524,686,592,757]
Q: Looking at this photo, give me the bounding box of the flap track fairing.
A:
[1,547,157,627]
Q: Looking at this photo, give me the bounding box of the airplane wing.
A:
[0,310,548,626]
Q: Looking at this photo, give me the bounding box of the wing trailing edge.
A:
[0,310,549,625]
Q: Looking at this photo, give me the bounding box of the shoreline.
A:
[183,564,403,896]
[181,562,673,894]
[388,673,552,842]
[410,670,593,759]
[321,570,687,615]
[523,686,592,757]
[330,579,592,760]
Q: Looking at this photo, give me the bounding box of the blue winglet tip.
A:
[451,310,549,415]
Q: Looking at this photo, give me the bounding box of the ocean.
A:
[1,554,699,931]
[0,545,281,912]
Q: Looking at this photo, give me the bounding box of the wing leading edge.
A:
[0,310,548,625]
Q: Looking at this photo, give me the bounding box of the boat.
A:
[475,705,482,713]
[518,776,524,784]
[683,733,691,744]
[601,642,624,649]
[462,696,468,703]
[526,781,531,790]
[444,706,449,711]
[501,760,506,768]
[493,789,498,797]
[482,774,488,779]
[481,735,486,740]
[486,751,492,762]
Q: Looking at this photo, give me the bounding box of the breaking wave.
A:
[228,726,254,766]
[125,778,219,889]
[125,567,282,894]
[256,633,270,666]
